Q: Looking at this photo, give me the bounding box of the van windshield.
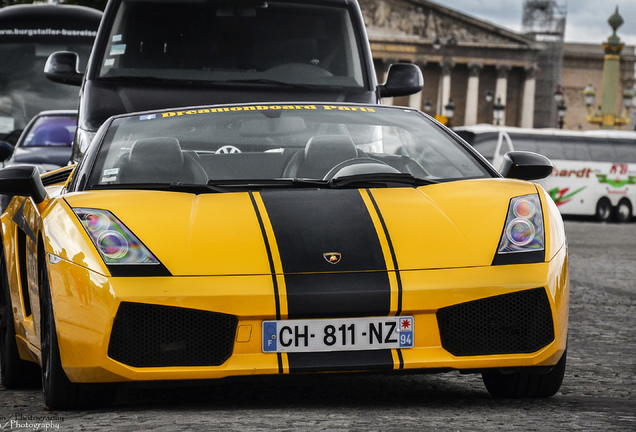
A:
[98,0,366,89]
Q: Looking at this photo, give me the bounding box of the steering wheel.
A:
[215,145,241,154]
[323,158,399,181]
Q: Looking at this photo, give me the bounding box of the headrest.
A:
[304,135,357,161]
[129,137,183,168]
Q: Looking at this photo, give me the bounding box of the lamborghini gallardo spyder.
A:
[0,103,569,409]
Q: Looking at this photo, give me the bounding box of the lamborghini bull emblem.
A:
[323,252,342,264]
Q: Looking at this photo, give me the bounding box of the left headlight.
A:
[493,194,545,265]
[74,208,170,276]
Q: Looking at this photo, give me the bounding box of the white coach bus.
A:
[454,125,636,222]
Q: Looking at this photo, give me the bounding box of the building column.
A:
[520,66,537,128]
[495,66,510,125]
[464,64,482,126]
[438,61,453,116]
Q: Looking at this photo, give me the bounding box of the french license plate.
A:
[262,316,414,353]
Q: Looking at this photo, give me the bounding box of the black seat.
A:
[282,135,362,179]
[118,137,207,184]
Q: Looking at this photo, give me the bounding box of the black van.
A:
[45,0,422,161]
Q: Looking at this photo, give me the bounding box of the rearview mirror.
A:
[378,63,423,98]
[0,165,47,204]
[500,151,553,180]
[44,51,83,86]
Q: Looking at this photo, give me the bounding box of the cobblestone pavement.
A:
[1,220,635,431]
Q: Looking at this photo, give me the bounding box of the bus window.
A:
[508,135,539,153]
[588,139,617,162]
[558,137,592,161]
[535,140,565,160]
[0,4,101,143]
[614,142,636,163]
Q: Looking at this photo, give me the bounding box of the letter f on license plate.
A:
[262,316,414,353]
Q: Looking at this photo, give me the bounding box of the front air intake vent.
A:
[437,288,554,356]
[108,302,238,367]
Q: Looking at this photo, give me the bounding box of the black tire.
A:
[615,199,632,223]
[595,198,613,222]
[482,349,567,398]
[0,248,40,389]
[39,255,115,409]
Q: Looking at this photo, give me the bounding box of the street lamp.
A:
[444,98,455,127]
[557,99,567,129]
[583,83,596,108]
[485,90,494,103]
[424,97,433,112]
[623,86,634,110]
[554,85,563,103]
[493,97,505,126]
[554,85,566,128]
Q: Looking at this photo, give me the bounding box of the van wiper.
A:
[97,75,177,84]
[328,173,438,189]
[222,79,317,89]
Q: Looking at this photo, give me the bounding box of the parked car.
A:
[0,110,76,171]
[44,0,422,162]
[0,102,568,409]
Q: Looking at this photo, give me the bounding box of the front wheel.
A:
[481,349,567,398]
[595,198,613,222]
[40,257,115,409]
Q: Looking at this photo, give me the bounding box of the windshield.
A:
[21,114,76,147]
[86,104,491,189]
[0,43,91,133]
[98,0,365,89]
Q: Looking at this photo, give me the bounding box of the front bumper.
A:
[47,246,569,383]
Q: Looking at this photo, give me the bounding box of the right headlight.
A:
[74,208,170,277]
[493,194,545,265]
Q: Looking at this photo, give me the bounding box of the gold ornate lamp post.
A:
[584,6,634,129]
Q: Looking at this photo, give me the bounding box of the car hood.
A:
[61,179,540,276]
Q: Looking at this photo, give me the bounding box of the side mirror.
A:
[0,165,47,204]
[500,151,553,180]
[44,51,83,86]
[378,63,423,98]
[0,141,13,162]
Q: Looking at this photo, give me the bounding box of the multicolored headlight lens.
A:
[497,194,544,254]
[74,208,160,265]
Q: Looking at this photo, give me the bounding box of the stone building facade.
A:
[360,0,636,130]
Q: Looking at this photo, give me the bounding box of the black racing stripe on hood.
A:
[260,189,390,319]
[287,350,394,373]
[260,189,386,273]
[366,189,403,316]
[249,192,281,320]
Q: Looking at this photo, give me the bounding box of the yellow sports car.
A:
[0,103,568,409]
